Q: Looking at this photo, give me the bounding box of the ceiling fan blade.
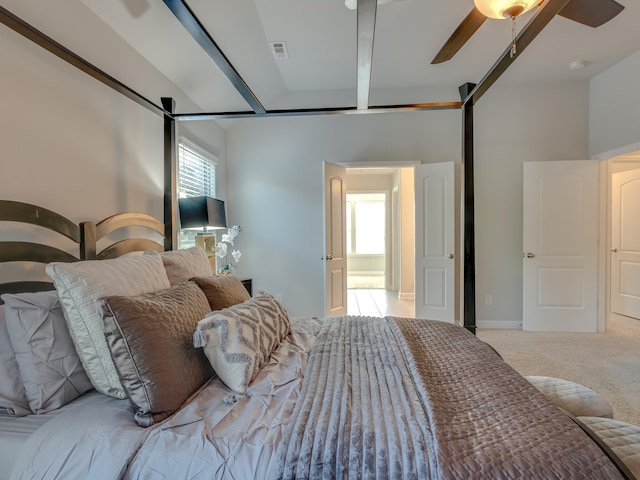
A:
[431,7,487,64]
[558,0,624,28]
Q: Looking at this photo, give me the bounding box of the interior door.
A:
[414,162,458,323]
[611,168,640,320]
[324,162,347,317]
[523,161,599,332]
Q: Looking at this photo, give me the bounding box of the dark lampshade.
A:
[178,196,227,230]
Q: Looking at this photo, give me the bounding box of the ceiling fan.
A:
[431,0,625,64]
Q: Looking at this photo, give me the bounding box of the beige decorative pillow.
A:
[45,254,171,398]
[194,291,291,393]
[99,281,213,427]
[146,247,213,286]
[192,275,250,311]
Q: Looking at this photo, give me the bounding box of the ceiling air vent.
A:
[270,41,289,59]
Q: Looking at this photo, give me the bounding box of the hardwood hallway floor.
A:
[347,289,415,317]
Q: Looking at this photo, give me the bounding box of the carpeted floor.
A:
[477,316,640,426]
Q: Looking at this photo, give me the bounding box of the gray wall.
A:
[227,81,590,323]
[590,50,640,158]
[0,7,226,284]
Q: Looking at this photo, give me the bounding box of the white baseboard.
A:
[477,320,522,330]
[398,292,414,300]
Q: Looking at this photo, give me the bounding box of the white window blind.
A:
[178,140,218,248]
[178,141,217,198]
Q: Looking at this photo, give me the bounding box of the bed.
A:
[0,200,637,480]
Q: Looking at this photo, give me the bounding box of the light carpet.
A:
[477,316,640,426]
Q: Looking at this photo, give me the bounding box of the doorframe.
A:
[593,141,640,331]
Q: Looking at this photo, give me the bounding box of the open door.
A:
[414,162,459,323]
[323,162,347,317]
[611,168,640,320]
[523,161,599,332]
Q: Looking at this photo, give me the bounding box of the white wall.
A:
[227,81,590,321]
[0,11,226,283]
[590,50,640,158]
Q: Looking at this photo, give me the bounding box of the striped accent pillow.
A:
[194,291,290,393]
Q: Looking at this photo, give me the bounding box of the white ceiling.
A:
[6,0,640,115]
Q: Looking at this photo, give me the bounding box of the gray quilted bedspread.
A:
[274,316,624,479]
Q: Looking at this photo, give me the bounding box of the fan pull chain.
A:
[510,15,517,58]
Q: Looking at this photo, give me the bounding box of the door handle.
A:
[447,253,454,259]
[611,248,618,253]
[523,252,535,258]
[322,255,334,261]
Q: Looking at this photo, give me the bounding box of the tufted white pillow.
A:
[46,254,170,398]
[194,291,290,393]
[3,291,93,413]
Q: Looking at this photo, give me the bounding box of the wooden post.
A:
[162,97,176,251]
[459,83,476,334]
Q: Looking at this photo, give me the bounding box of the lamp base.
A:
[195,233,216,257]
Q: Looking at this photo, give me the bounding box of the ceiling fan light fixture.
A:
[473,0,538,19]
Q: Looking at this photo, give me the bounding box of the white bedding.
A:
[0,392,113,480]
[9,317,322,480]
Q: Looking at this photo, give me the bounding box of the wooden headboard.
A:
[0,200,164,303]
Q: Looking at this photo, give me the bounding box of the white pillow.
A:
[194,292,290,393]
[3,291,93,413]
[46,254,171,398]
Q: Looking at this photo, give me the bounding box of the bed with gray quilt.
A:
[1,200,636,479]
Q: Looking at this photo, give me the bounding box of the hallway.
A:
[347,289,414,317]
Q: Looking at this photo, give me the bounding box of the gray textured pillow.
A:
[46,254,171,398]
[99,281,214,427]
[0,304,31,416]
[194,292,291,393]
[145,247,213,286]
[192,275,250,311]
[2,291,93,414]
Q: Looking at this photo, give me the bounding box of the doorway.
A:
[606,152,640,324]
[345,167,415,317]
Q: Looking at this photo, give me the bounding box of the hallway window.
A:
[346,193,385,254]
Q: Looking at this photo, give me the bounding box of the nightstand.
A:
[240,278,252,296]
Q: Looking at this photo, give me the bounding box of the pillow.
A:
[2,291,93,414]
[98,281,213,427]
[0,304,31,416]
[192,275,250,311]
[145,247,213,286]
[194,291,291,393]
[45,254,171,398]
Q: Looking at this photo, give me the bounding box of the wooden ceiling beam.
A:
[162,0,266,114]
[357,0,377,110]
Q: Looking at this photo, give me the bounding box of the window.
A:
[346,193,385,254]
[178,140,218,248]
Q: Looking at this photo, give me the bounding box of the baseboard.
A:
[477,320,522,330]
[398,292,414,300]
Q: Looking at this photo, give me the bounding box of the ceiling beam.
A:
[464,0,572,105]
[174,102,462,121]
[162,0,266,114]
[0,5,165,117]
[357,0,377,110]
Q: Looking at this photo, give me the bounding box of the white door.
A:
[414,162,458,323]
[523,161,599,332]
[324,162,347,317]
[611,168,640,319]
